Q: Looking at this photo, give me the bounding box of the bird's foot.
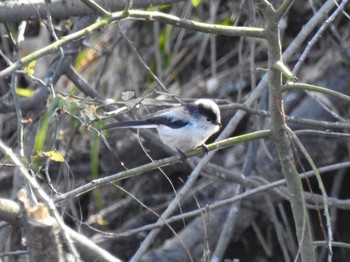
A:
[176,149,187,161]
[200,144,209,154]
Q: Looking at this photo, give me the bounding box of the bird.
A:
[101,99,221,153]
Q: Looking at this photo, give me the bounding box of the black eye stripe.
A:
[186,103,218,124]
[198,104,218,124]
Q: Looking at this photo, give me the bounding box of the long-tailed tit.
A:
[101,99,221,152]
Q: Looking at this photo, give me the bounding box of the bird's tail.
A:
[100,120,158,130]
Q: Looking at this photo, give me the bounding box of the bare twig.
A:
[0,140,80,259]
[54,130,271,204]
[292,0,349,75]
[255,0,316,260]
[285,82,350,102]
[0,10,265,79]
[65,65,103,99]
[116,23,177,101]
[108,162,350,238]
[81,0,111,16]
[287,127,333,260]
[0,0,184,22]
[282,0,337,61]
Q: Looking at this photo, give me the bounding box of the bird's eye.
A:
[207,118,211,122]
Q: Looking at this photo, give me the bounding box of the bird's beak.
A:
[216,121,222,127]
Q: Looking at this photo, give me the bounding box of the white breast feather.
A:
[157,119,219,151]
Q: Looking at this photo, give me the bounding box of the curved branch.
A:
[0,10,265,79]
[124,10,266,39]
[0,0,184,23]
[53,130,271,204]
[0,17,113,79]
[285,82,350,102]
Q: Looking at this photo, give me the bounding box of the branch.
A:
[81,0,112,16]
[0,140,80,258]
[54,130,271,204]
[0,199,20,226]
[275,0,294,20]
[0,17,112,79]
[292,0,349,75]
[0,0,184,23]
[254,0,316,260]
[0,198,121,262]
[282,0,337,61]
[17,190,64,261]
[287,128,333,255]
[284,82,350,102]
[108,161,350,238]
[0,10,265,79]
[275,60,296,80]
[124,10,266,39]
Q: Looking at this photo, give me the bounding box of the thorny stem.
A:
[254,0,316,261]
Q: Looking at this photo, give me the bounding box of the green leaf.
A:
[158,24,171,53]
[42,150,65,162]
[33,96,63,152]
[146,4,170,11]
[24,60,37,77]
[191,0,202,7]
[219,18,233,26]
[16,88,34,97]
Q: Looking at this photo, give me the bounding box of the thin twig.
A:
[282,0,337,62]
[0,140,80,259]
[0,9,265,79]
[81,0,111,16]
[292,0,349,75]
[0,250,28,257]
[124,0,133,12]
[111,161,350,238]
[54,130,271,204]
[287,127,333,259]
[116,23,180,102]
[285,82,350,102]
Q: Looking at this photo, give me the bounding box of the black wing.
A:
[147,116,189,129]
